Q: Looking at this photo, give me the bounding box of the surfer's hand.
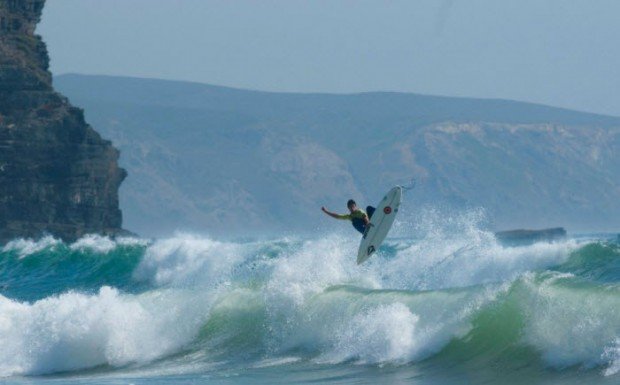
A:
[321,206,328,213]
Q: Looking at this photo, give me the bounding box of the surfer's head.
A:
[347,199,357,212]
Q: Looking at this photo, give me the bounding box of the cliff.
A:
[0,1,126,242]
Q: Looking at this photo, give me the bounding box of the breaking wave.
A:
[0,220,619,379]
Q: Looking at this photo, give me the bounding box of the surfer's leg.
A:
[351,219,366,234]
[366,206,376,219]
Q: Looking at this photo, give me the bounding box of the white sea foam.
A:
[603,339,620,376]
[69,234,150,253]
[69,234,118,253]
[132,233,249,287]
[0,215,615,377]
[264,235,368,307]
[328,303,419,364]
[520,274,620,372]
[377,208,578,291]
[1,235,61,258]
[2,234,148,259]
[0,286,212,376]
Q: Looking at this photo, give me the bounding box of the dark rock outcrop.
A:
[495,228,567,247]
[0,0,126,242]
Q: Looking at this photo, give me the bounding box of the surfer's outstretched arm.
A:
[321,207,349,220]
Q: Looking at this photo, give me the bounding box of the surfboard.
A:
[357,186,402,265]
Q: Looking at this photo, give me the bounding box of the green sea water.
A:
[0,216,619,384]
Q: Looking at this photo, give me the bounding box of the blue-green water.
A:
[0,221,619,384]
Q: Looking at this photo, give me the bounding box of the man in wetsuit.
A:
[321,199,376,234]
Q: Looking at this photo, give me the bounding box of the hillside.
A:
[55,74,620,236]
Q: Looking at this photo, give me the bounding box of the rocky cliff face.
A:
[0,0,126,242]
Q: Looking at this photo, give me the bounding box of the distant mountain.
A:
[55,74,620,236]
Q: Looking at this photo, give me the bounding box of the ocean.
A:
[0,212,619,384]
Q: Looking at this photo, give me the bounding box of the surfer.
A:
[321,199,375,234]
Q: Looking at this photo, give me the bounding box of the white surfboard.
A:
[357,186,402,265]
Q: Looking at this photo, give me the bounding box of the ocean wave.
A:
[0,286,212,376]
[132,233,251,288]
[69,234,149,254]
[2,236,62,259]
[603,339,620,376]
[0,225,618,377]
[0,236,148,302]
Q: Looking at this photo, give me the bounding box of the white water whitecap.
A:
[69,234,119,253]
[377,207,579,291]
[603,339,620,376]
[327,303,419,364]
[1,235,61,259]
[69,234,150,253]
[520,274,620,372]
[132,233,249,287]
[0,286,211,377]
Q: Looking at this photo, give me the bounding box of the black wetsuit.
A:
[351,206,376,234]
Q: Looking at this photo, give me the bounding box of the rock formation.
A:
[0,0,126,242]
[495,228,567,247]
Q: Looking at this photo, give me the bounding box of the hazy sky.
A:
[39,0,620,116]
